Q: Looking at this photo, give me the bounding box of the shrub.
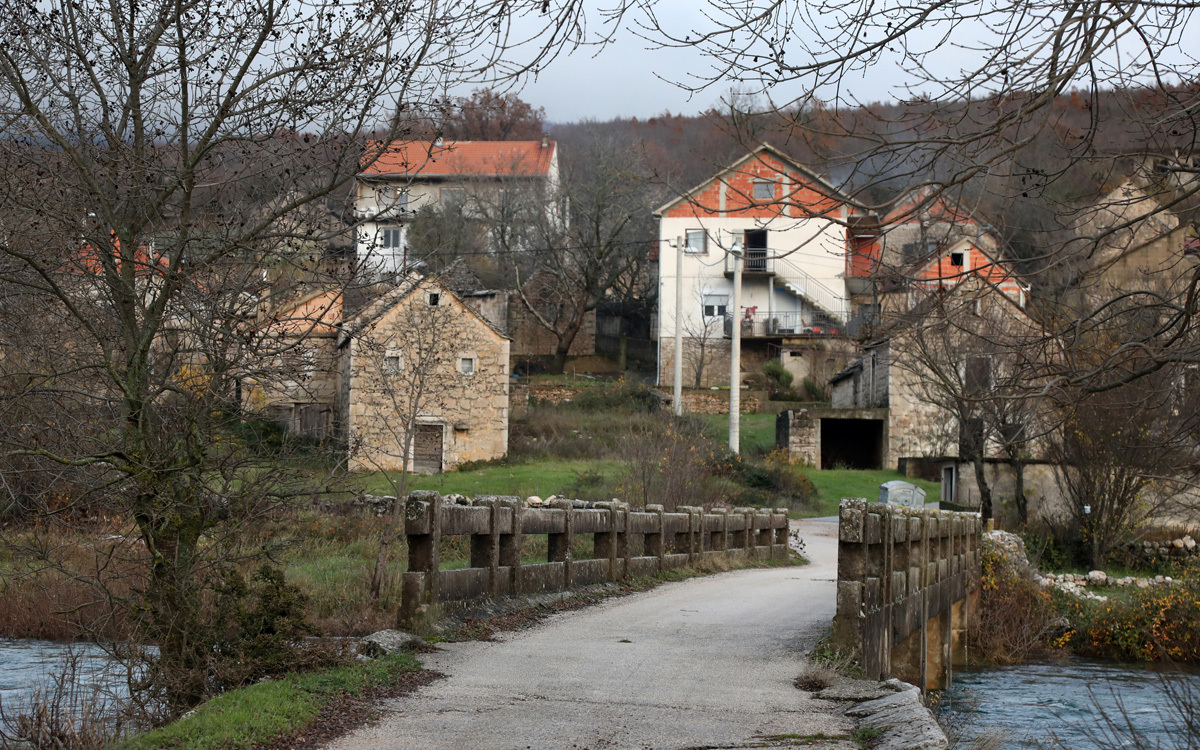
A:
[976,536,1063,664]
[801,376,826,401]
[1069,578,1200,662]
[761,359,794,390]
[571,380,663,413]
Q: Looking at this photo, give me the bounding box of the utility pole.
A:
[729,242,743,454]
[674,235,684,416]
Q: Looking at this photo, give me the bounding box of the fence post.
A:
[774,507,789,559]
[646,504,665,571]
[550,499,574,589]
[678,506,698,565]
[399,491,441,627]
[716,507,729,552]
[499,497,523,596]
[618,502,631,579]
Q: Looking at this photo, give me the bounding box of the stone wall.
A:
[658,336,732,389]
[776,409,817,466]
[398,491,791,628]
[832,499,982,691]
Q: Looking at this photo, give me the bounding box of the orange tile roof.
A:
[72,236,168,279]
[360,140,556,178]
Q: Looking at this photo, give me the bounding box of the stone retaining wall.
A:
[398,491,790,628]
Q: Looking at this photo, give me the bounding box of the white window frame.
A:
[458,356,477,376]
[752,181,775,201]
[427,291,441,307]
[701,293,729,320]
[684,229,707,254]
[379,226,403,249]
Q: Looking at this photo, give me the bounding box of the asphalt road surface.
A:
[325,519,851,750]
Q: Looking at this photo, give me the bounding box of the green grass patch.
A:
[702,412,778,455]
[118,652,423,750]
[354,459,623,500]
[798,469,940,518]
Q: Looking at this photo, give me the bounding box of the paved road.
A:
[327,519,851,750]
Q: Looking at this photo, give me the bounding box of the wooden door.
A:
[413,423,444,474]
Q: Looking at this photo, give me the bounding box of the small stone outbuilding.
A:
[338,275,510,473]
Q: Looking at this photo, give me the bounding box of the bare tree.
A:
[489,127,661,373]
[0,0,586,717]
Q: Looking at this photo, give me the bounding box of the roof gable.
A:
[341,274,509,346]
[360,140,556,179]
[906,237,1029,307]
[654,143,849,218]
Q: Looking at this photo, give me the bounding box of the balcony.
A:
[723,311,844,338]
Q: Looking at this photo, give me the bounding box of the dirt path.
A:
[324,519,851,750]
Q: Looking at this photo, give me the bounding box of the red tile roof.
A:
[360,140,556,178]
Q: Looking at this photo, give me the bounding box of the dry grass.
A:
[793,663,840,692]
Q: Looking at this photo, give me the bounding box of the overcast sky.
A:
[498,2,1197,124]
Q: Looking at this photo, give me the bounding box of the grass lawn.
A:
[118,652,423,750]
[798,469,941,518]
[702,412,777,455]
[355,458,623,501]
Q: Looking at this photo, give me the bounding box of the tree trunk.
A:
[971,454,994,520]
[139,516,207,714]
[371,440,414,602]
[1013,458,1027,525]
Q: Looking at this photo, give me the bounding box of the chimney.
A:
[541,133,549,148]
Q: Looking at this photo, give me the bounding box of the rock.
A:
[1185,536,1196,551]
[1137,578,1150,589]
[1173,538,1186,549]
[525,495,544,507]
[1087,570,1107,586]
[817,678,898,702]
[358,629,425,657]
[446,493,469,506]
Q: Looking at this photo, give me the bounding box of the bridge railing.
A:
[399,491,790,627]
[831,498,983,691]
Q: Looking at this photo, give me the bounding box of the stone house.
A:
[353,138,560,278]
[844,187,1004,334]
[806,252,1038,471]
[655,144,858,389]
[337,274,510,473]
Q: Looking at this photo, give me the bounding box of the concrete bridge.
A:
[322,496,973,749]
[830,498,983,690]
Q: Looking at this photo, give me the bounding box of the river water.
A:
[0,638,129,714]
[940,658,1200,749]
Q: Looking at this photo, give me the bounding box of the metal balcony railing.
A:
[723,248,850,323]
[723,311,844,338]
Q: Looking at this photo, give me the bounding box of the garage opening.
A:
[820,418,884,470]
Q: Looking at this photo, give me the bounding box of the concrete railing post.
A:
[549,499,574,589]
[499,497,523,595]
[399,490,441,627]
[646,504,665,571]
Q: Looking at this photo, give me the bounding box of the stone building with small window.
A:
[337,274,510,473]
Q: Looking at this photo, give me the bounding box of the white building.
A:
[654,144,856,387]
[354,137,560,276]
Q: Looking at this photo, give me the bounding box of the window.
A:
[441,187,466,206]
[752,181,775,201]
[301,348,315,379]
[380,227,403,248]
[950,251,964,267]
[685,229,707,254]
[376,187,407,211]
[459,357,476,375]
[702,293,729,319]
[427,292,440,307]
[384,349,403,373]
[965,355,992,395]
